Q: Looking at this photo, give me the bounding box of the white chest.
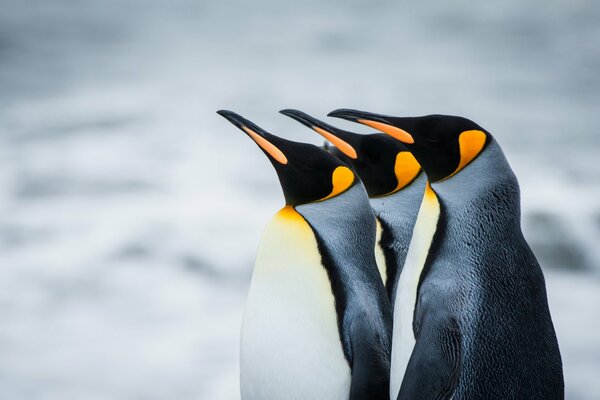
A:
[240,207,351,400]
[374,218,388,287]
[389,185,440,399]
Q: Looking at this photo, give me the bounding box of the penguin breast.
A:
[240,207,351,400]
[390,184,441,399]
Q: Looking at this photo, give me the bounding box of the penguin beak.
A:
[279,109,358,159]
[328,108,415,144]
[217,110,288,165]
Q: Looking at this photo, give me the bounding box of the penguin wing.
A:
[348,313,391,400]
[397,313,462,400]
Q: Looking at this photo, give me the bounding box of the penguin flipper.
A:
[348,314,391,400]
[397,316,461,400]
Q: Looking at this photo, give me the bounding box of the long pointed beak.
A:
[280,109,358,159]
[328,108,415,144]
[217,110,288,165]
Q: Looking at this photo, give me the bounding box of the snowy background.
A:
[0,0,598,399]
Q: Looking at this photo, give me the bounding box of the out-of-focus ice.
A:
[0,0,598,399]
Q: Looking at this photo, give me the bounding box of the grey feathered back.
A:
[400,138,563,399]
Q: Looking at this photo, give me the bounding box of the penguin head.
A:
[328,109,489,183]
[280,109,421,198]
[217,110,356,206]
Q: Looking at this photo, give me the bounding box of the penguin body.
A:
[397,138,562,399]
[218,111,392,400]
[329,110,564,400]
[294,183,392,400]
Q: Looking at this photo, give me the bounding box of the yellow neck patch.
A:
[358,119,415,144]
[445,130,486,180]
[318,166,355,202]
[275,205,306,222]
[424,181,437,201]
[313,126,358,159]
[384,151,421,196]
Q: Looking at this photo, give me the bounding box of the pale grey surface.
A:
[0,0,598,399]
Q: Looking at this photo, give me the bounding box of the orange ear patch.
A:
[357,119,415,144]
[243,126,288,165]
[318,166,355,202]
[446,130,486,179]
[390,151,421,194]
[313,126,358,159]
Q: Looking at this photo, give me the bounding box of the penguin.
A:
[328,109,564,400]
[217,110,392,400]
[279,109,426,308]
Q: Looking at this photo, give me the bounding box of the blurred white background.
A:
[0,0,598,399]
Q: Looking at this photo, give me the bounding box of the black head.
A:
[217,110,356,206]
[280,109,421,198]
[328,109,489,183]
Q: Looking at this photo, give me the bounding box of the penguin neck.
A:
[430,138,521,234]
[296,183,380,279]
[370,172,427,230]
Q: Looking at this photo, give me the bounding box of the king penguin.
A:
[217,110,392,400]
[329,109,564,400]
[279,109,425,308]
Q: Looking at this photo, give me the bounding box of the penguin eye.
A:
[363,149,381,163]
[294,159,315,173]
[361,143,382,163]
[424,135,441,144]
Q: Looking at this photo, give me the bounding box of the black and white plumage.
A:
[329,109,564,400]
[218,110,392,400]
[280,109,425,307]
